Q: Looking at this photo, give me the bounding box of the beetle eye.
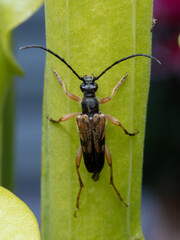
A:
[80,83,85,92]
[94,82,98,91]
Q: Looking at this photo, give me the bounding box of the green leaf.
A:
[0,186,41,240]
[0,0,44,76]
[0,0,43,185]
[0,0,44,32]
[0,32,14,186]
[42,1,154,239]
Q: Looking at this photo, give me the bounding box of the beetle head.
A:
[80,75,98,95]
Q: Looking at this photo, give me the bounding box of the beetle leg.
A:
[99,74,128,104]
[51,69,82,102]
[74,146,84,217]
[105,145,128,207]
[105,114,139,136]
[47,112,80,123]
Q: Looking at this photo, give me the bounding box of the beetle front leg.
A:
[74,146,84,217]
[105,145,128,207]
[51,69,82,102]
[47,112,80,123]
[99,74,128,104]
[105,114,139,136]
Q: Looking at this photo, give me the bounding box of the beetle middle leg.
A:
[105,114,139,136]
[74,146,84,217]
[51,69,82,102]
[105,145,128,207]
[47,112,80,123]
[99,74,128,104]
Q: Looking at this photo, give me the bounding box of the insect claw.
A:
[74,208,78,217]
[132,130,139,135]
[126,130,139,136]
[125,73,128,78]
[122,201,129,207]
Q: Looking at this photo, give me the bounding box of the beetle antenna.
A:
[19,45,84,81]
[94,54,161,80]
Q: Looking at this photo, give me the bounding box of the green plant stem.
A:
[42,1,153,239]
[0,32,13,186]
[0,111,2,184]
[0,0,44,188]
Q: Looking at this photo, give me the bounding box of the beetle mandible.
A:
[20,45,160,216]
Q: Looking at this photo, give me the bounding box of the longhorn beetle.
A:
[20,45,160,216]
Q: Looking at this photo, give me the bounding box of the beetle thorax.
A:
[81,96,99,116]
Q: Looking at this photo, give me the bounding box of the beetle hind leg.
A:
[74,146,84,217]
[105,145,129,207]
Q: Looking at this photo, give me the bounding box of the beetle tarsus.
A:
[110,180,129,207]
[74,146,84,217]
[124,129,139,136]
[105,145,129,207]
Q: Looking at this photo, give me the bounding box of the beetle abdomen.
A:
[76,113,106,181]
[82,143,105,181]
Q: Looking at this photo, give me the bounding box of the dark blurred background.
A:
[14,6,45,225]
[142,0,180,239]
[14,1,180,239]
